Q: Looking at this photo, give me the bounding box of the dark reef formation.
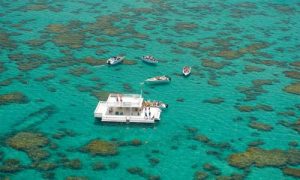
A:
[82,139,118,156]
[0,92,28,105]
[228,147,300,169]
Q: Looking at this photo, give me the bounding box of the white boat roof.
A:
[106,93,143,107]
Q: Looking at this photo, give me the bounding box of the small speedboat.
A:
[141,55,158,64]
[107,56,125,65]
[145,75,171,84]
[182,66,191,76]
[155,101,168,109]
[143,100,168,109]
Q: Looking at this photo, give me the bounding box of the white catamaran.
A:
[94,93,164,123]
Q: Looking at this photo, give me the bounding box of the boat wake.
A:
[93,65,106,68]
[12,105,57,131]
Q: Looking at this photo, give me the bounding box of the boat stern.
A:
[94,101,107,118]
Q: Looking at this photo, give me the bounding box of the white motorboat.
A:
[141,55,158,64]
[107,56,125,65]
[145,75,171,84]
[143,100,168,109]
[182,66,191,76]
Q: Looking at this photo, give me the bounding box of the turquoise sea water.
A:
[1,0,300,179]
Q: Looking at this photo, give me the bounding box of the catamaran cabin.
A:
[94,94,161,123]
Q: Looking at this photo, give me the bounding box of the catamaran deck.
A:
[94,94,162,123]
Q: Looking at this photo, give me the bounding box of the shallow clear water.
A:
[0,0,300,179]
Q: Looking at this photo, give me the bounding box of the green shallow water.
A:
[0,0,300,179]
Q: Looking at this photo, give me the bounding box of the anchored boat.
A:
[141,55,158,64]
[143,100,168,109]
[94,93,163,123]
[182,66,191,76]
[145,75,171,84]
[107,56,125,65]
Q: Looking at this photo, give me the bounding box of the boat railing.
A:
[103,115,127,120]
[103,114,143,120]
[106,101,141,107]
[108,94,141,98]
